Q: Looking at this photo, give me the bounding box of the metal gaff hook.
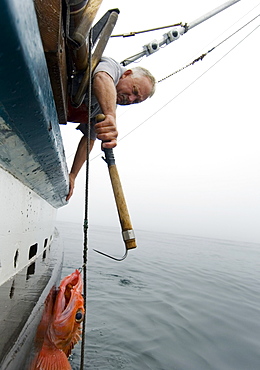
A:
[93,114,137,261]
[93,247,128,261]
[93,227,136,261]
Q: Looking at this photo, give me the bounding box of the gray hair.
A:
[131,67,156,97]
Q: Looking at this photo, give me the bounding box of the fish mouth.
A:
[64,282,78,308]
[50,270,85,354]
[56,269,84,315]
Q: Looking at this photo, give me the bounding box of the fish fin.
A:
[33,347,72,370]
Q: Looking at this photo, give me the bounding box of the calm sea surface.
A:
[56,221,260,370]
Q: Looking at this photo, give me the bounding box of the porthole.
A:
[26,262,35,279]
[14,249,19,268]
[9,279,15,299]
[49,235,53,249]
[29,243,38,259]
[42,249,47,260]
[44,238,48,248]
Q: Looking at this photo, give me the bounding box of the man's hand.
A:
[66,173,76,201]
[95,114,118,149]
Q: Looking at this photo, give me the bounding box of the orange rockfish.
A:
[31,269,85,370]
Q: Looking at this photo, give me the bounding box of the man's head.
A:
[116,67,156,105]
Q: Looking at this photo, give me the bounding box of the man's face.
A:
[116,70,152,105]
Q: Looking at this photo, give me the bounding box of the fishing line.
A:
[80,29,93,370]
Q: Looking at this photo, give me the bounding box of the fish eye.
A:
[75,309,84,323]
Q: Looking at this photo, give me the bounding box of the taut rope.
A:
[80,28,93,370]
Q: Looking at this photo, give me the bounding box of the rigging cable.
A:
[110,22,183,37]
[65,8,259,160]
[110,2,260,38]
[80,29,93,370]
[158,14,259,82]
[69,23,259,164]
[66,13,259,162]
[107,23,260,146]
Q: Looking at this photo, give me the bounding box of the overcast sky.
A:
[57,0,260,243]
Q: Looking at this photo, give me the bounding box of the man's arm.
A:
[66,136,95,201]
[92,71,118,148]
[67,71,118,201]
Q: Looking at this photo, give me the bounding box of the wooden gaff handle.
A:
[96,114,137,250]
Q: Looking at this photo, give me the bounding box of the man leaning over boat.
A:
[66,56,156,201]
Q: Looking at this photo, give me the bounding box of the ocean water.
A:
[56,221,260,370]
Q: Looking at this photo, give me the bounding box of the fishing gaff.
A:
[93,114,137,261]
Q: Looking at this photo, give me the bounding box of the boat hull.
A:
[0,0,69,367]
[0,224,64,369]
[0,167,58,284]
